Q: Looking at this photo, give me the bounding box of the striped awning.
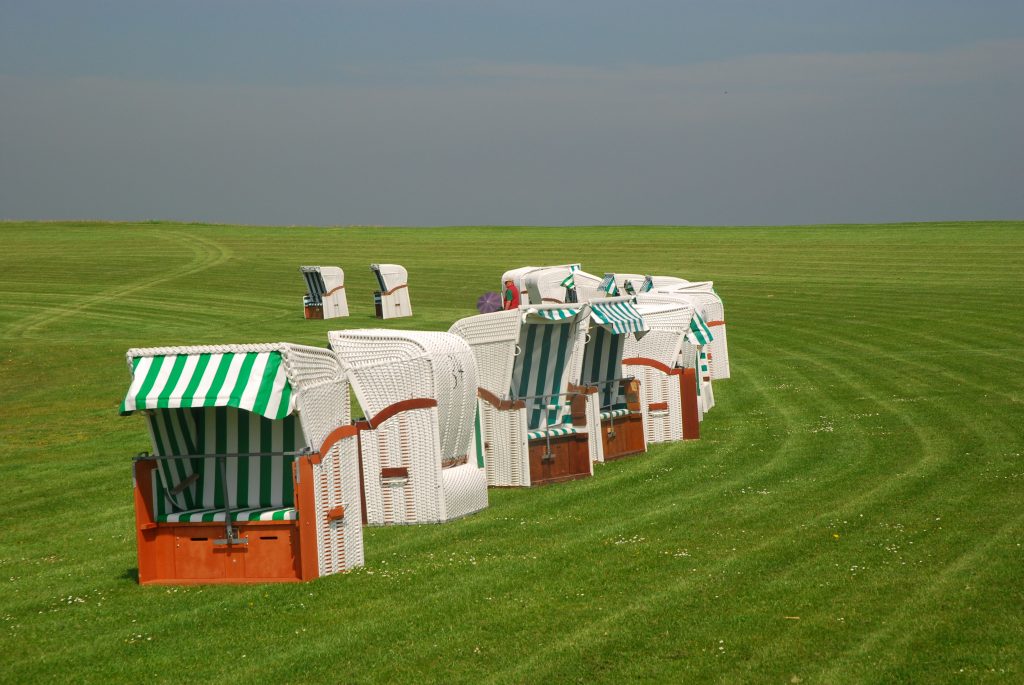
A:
[527,306,580,322]
[590,300,649,336]
[120,351,294,420]
[687,312,714,346]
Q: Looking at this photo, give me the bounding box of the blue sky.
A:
[1,1,1022,225]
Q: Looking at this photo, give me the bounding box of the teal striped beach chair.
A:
[450,303,593,487]
[577,297,650,461]
[120,343,363,584]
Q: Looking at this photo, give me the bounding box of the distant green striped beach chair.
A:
[623,301,703,441]
[329,329,488,525]
[449,303,593,487]
[301,266,349,319]
[576,297,650,461]
[371,263,412,319]
[120,343,363,584]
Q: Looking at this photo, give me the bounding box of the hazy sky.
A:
[1,1,1022,226]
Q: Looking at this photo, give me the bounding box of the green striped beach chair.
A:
[449,303,593,487]
[120,343,363,584]
[329,329,488,525]
[577,297,651,461]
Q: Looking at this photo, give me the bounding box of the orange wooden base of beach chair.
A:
[528,432,591,486]
[680,368,701,440]
[601,413,647,460]
[304,304,324,319]
[133,460,321,585]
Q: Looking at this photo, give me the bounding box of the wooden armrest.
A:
[366,398,438,429]
[622,357,681,376]
[477,387,525,410]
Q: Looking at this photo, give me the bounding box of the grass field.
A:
[1,221,1022,684]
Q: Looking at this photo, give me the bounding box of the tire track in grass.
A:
[486,309,998,682]
[8,230,233,339]
[478,347,896,682]
[809,510,1024,683]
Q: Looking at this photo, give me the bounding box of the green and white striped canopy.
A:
[527,306,581,322]
[120,351,294,420]
[687,312,715,346]
[590,300,649,336]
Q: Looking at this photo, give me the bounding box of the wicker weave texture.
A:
[442,462,489,520]
[447,310,521,396]
[283,344,364,573]
[359,409,443,524]
[631,365,683,443]
[480,403,530,487]
[330,330,486,524]
[585,393,605,463]
[571,270,605,303]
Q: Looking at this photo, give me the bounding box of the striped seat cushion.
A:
[147,406,304,522]
[600,408,631,420]
[527,425,580,441]
[157,506,297,523]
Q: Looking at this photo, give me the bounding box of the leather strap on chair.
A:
[366,398,438,429]
[622,356,681,376]
[315,424,361,462]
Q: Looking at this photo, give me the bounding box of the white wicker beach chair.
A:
[643,279,729,380]
[637,290,718,417]
[501,264,581,306]
[575,297,650,461]
[120,343,363,585]
[449,304,594,487]
[328,329,488,525]
[623,301,702,441]
[371,263,412,319]
[301,266,349,319]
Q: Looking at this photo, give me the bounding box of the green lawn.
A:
[1,221,1022,684]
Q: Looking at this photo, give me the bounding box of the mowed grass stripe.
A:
[0,221,1022,684]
